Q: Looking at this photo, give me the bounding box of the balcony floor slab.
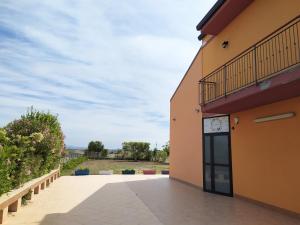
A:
[202,66,300,113]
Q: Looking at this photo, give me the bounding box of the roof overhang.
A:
[197,0,254,40]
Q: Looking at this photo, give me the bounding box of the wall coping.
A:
[0,169,59,209]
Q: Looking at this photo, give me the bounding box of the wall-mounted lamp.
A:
[234,117,239,125]
[222,41,229,48]
[254,112,295,123]
[231,116,239,130]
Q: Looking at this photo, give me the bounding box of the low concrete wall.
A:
[0,169,60,224]
[99,170,113,175]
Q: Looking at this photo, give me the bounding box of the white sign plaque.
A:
[204,116,229,133]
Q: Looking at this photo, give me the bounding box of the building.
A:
[170,0,300,215]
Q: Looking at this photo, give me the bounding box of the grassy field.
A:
[63,159,169,175]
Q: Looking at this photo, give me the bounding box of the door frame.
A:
[202,115,233,197]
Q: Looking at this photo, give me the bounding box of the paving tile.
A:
[5,175,300,225]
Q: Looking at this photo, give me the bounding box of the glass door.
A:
[203,116,233,196]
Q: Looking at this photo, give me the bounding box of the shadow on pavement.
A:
[40,177,300,225]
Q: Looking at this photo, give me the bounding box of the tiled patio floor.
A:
[6,175,300,225]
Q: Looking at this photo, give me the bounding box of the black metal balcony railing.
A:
[199,16,300,105]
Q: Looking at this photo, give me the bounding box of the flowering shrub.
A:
[0,129,12,195]
[0,108,64,196]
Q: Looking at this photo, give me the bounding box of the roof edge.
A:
[196,0,226,31]
[198,33,206,41]
[170,48,202,102]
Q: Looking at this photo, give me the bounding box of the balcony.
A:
[199,16,300,113]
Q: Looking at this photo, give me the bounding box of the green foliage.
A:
[155,150,168,163]
[162,142,169,156]
[0,133,13,195]
[122,169,135,174]
[86,141,107,159]
[22,190,33,205]
[62,156,87,170]
[77,166,89,171]
[0,108,64,196]
[114,142,168,162]
[151,142,169,163]
[5,107,64,174]
[100,149,108,158]
[88,141,104,152]
[122,142,150,161]
[151,147,158,161]
[114,149,132,160]
[151,149,168,163]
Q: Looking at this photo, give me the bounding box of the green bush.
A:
[122,169,135,175]
[100,149,108,158]
[5,108,64,174]
[114,149,133,160]
[0,133,12,195]
[122,142,150,161]
[62,157,87,171]
[151,149,168,163]
[162,142,169,156]
[156,150,168,163]
[0,108,64,196]
[22,190,33,205]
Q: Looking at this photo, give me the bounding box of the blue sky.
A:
[0,0,216,149]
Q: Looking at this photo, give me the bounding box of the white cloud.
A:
[0,0,216,148]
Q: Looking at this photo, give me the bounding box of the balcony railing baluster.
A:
[254,45,257,84]
[224,65,227,97]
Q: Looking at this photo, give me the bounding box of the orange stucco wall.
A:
[202,0,300,76]
[170,0,300,214]
[231,96,300,214]
[170,50,203,187]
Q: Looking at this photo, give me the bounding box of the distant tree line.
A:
[115,141,169,163]
[84,140,169,163]
[85,141,108,159]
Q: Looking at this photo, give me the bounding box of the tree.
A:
[156,150,168,163]
[100,149,108,158]
[122,142,150,161]
[88,141,104,152]
[162,141,169,156]
[151,147,158,161]
[116,149,132,160]
[150,147,168,163]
